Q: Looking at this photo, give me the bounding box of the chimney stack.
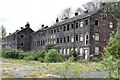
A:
[84,10,88,13]
[75,12,78,16]
[21,27,24,29]
[41,24,44,28]
[56,17,59,22]
[25,22,30,28]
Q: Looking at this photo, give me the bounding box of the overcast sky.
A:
[0,0,92,35]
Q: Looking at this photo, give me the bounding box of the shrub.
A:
[23,56,33,61]
[44,49,64,62]
[2,50,24,59]
[44,44,58,52]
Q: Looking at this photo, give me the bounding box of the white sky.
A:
[0,0,92,35]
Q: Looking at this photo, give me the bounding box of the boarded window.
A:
[80,35,83,41]
[95,33,99,41]
[80,48,83,56]
[67,48,70,55]
[95,47,99,55]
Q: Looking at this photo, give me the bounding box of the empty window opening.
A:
[85,20,88,25]
[95,20,99,26]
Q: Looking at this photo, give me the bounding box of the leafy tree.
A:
[105,19,120,59]
[44,44,57,52]
[44,49,64,62]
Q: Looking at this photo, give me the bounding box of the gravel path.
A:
[1,62,45,78]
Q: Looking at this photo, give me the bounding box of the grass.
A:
[1,57,113,78]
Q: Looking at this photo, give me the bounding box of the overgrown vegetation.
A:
[103,19,120,78]
[1,44,65,62]
[44,49,64,62]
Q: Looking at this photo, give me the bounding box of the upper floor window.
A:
[75,34,78,41]
[95,19,99,26]
[63,26,66,31]
[71,23,74,29]
[57,27,59,32]
[51,29,53,34]
[57,38,59,43]
[60,26,63,31]
[64,37,66,43]
[80,35,83,41]
[85,34,89,45]
[67,24,70,31]
[76,22,78,28]
[60,38,62,43]
[54,29,56,33]
[67,35,70,42]
[109,22,113,28]
[80,21,83,27]
[85,19,88,25]
[20,34,24,39]
[95,33,99,41]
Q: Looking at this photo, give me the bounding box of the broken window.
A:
[95,20,99,26]
[71,23,74,29]
[21,42,24,47]
[85,19,88,25]
[20,34,24,39]
[75,34,78,41]
[76,22,78,28]
[67,24,70,31]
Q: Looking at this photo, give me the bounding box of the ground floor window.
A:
[95,47,99,55]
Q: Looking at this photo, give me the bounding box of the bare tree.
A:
[75,8,84,15]
[83,2,100,12]
[0,25,7,39]
[59,7,72,20]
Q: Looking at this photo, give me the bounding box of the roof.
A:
[5,27,34,38]
[33,7,103,34]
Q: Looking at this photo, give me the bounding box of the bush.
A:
[44,49,64,62]
[2,50,24,59]
[38,58,44,62]
[23,50,45,61]
[23,56,33,61]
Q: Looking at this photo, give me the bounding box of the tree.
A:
[75,8,84,15]
[59,7,72,20]
[44,44,57,52]
[105,19,120,59]
[83,2,100,12]
[44,49,64,62]
[0,25,7,39]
